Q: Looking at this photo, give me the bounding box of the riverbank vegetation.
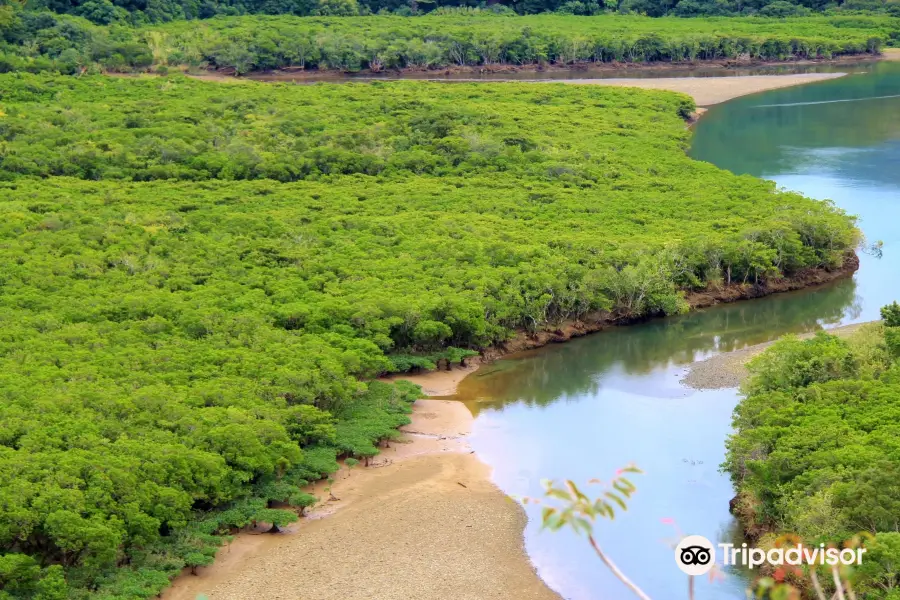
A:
[725,306,900,596]
[148,14,897,73]
[1,11,898,75]
[0,73,859,598]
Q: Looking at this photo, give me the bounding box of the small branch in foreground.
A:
[810,569,827,600]
[831,566,847,600]
[587,534,652,600]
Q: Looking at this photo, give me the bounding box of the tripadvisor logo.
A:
[675,535,716,576]
[674,535,867,574]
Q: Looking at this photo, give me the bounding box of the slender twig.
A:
[810,569,828,600]
[832,566,847,600]
[587,535,653,600]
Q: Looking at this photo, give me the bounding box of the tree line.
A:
[1,10,897,75]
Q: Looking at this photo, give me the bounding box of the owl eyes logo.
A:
[680,546,712,566]
[675,535,716,576]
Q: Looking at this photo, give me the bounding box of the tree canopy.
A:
[0,11,896,74]
[725,317,900,597]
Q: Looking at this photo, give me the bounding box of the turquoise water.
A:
[457,62,900,599]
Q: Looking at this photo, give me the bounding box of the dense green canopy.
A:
[725,310,900,597]
[147,14,895,73]
[1,11,896,74]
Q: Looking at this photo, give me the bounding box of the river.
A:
[451,60,900,600]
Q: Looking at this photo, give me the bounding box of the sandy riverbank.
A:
[162,398,559,600]
[555,72,846,105]
[681,321,876,390]
[380,360,483,397]
[192,63,852,105]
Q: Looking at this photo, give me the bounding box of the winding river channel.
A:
[450,61,900,599]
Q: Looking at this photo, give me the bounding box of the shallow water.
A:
[455,61,900,599]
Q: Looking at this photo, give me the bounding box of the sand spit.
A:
[161,398,560,600]
[554,72,847,105]
[681,321,875,390]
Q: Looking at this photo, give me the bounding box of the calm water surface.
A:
[455,61,900,599]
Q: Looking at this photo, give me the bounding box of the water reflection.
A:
[458,277,859,414]
[690,62,900,177]
[453,279,860,600]
[463,362,750,599]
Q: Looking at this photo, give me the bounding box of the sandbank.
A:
[681,321,875,390]
[554,72,847,105]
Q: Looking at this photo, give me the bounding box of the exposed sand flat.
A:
[681,321,876,390]
[554,72,847,106]
[162,399,559,600]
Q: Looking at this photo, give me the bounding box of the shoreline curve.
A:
[681,320,877,390]
[196,66,853,107]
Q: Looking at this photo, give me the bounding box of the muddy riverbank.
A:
[198,63,857,106]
